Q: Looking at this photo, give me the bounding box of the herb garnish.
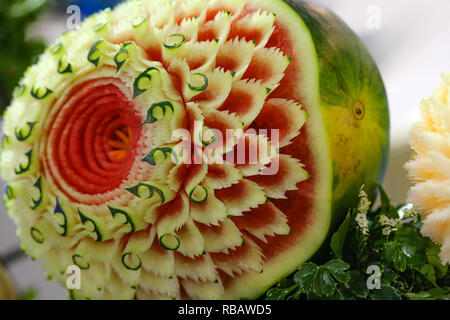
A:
[265,186,450,300]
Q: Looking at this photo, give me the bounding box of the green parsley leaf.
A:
[330,211,352,259]
[264,185,450,301]
[313,267,336,297]
[369,285,401,300]
[293,263,317,293]
[348,270,369,298]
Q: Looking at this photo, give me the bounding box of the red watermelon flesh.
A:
[0,0,389,300]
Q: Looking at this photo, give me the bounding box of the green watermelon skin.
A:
[288,0,390,228]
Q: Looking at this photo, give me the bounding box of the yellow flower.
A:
[406,74,450,264]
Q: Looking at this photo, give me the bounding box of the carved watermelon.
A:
[0,0,389,299]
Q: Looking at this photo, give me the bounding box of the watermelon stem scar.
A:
[0,0,389,300]
[352,101,365,120]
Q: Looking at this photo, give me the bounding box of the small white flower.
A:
[356,213,369,236]
[382,226,398,236]
[355,186,370,236]
[359,189,368,198]
[382,227,391,236]
[379,214,400,236]
[358,200,370,215]
[399,204,419,224]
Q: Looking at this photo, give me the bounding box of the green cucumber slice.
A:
[57,57,73,74]
[132,16,146,28]
[50,42,63,55]
[141,101,174,125]
[31,87,53,100]
[188,73,208,92]
[121,252,142,271]
[30,227,45,244]
[200,126,217,147]
[114,41,134,72]
[13,84,26,98]
[30,176,43,210]
[108,206,135,233]
[142,147,175,166]
[159,233,180,251]
[78,209,102,242]
[15,149,33,175]
[87,39,105,67]
[4,185,14,201]
[189,185,208,203]
[1,135,8,149]
[163,34,185,49]
[53,198,68,236]
[92,20,107,32]
[132,67,160,99]
[15,122,37,142]
[125,183,166,205]
[72,254,90,270]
